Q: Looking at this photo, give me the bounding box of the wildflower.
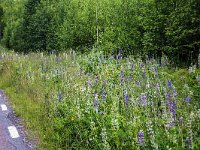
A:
[146,55,149,64]
[196,75,200,83]
[124,93,129,107]
[80,86,86,92]
[120,71,124,86]
[185,97,191,102]
[120,71,124,79]
[140,63,144,68]
[165,121,175,129]
[56,57,59,63]
[172,89,178,97]
[138,131,145,146]
[131,64,134,70]
[154,65,158,78]
[167,80,172,89]
[58,90,62,102]
[179,116,184,125]
[87,80,92,86]
[101,127,110,149]
[93,99,99,112]
[95,75,99,83]
[155,83,160,91]
[94,92,98,99]
[142,72,146,79]
[116,54,120,61]
[99,111,104,115]
[169,102,176,120]
[80,68,83,75]
[185,137,190,144]
[102,89,106,100]
[185,137,191,149]
[154,66,158,73]
[165,92,170,99]
[135,81,142,86]
[140,93,147,106]
[118,48,122,56]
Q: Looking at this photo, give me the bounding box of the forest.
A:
[0,0,200,65]
[0,0,200,149]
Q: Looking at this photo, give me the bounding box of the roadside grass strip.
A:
[8,126,20,138]
[1,104,7,111]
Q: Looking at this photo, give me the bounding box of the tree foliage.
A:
[0,0,199,64]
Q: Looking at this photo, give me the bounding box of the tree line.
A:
[0,0,199,65]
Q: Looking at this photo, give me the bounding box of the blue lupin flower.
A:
[165,92,170,99]
[93,99,98,107]
[140,93,147,106]
[146,55,149,64]
[120,71,124,79]
[154,65,158,78]
[138,131,145,146]
[118,48,122,56]
[142,72,146,79]
[130,64,134,74]
[87,80,92,86]
[95,75,99,83]
[169,101,176,120]
[80,68,83,75]
[172,89,178,97]
[140,63,144,68]
[154,66,158,73]
[185,97,191,102]
[102,89,106,100]
[124,93,129,107]
[58,90,62,102]
[167,80,172,89]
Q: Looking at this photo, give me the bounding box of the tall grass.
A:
[0,48,199,149]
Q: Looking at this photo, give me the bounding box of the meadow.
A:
[0,46,199,149]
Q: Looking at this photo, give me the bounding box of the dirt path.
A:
[0,90,33,150]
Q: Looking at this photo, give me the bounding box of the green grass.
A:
[0,50,199,149]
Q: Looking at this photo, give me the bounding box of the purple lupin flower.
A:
[172,89,178,97]
[95,75,99,83]
[142,72,146,79]
[140,93,147,106]
[80,68,83,75]
[93,92,99,112]
[120,71,124,79]
[185,97,191,102]
[169,101,176,120]
[185,97,191,105]
[140,63,144,68]
[93,99,98,107]
[131,64,134,70]
[102,89,106,100]
[185,137,191,149]
[87,80,92,86]
[154,65,158,78]
[179,116,184,125]
[146,55,149,64]
[58,90,62,102]
[119,48,122,57]
[138,131,145,146]
[120,71,124,86]
[124,93,129,107]
[165,92,170,99]
[167,80,172,89]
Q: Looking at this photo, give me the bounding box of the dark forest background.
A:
[0,0,200,65]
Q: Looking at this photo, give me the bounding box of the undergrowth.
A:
[0,48,199,149]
